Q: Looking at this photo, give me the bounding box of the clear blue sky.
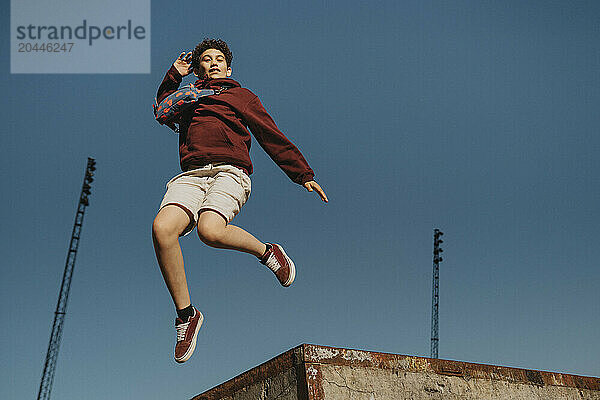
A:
[2,1,599,399]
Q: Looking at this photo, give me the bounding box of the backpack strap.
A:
[213,84,235,95]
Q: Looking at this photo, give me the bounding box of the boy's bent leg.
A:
[152,205,193,310]
[197,210,295,287]
[197,210,267,258]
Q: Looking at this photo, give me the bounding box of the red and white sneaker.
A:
[174,307,203,363]
[260,243,296,287]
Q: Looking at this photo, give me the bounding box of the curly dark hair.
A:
[191,38,233,72]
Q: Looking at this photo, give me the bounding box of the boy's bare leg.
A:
[152,205,193,310]
[197,210,267,257]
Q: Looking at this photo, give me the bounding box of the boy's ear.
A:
[226,67,232,77]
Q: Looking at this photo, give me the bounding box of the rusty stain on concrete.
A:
[406,356,431,373]
[305,364,325,400]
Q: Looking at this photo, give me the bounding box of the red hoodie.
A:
[156,65,315,185]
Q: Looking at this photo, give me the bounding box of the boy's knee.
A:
[152,217,180,243]
[197,220,225,246]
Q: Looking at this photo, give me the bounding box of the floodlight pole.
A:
[431,228,443,359]
[37,158,96,400]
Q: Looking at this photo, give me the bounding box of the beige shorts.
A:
[159,163,251,236]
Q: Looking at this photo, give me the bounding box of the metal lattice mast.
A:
[430,228,444,359]
[37,158,96,400]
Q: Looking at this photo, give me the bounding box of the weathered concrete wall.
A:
[192,347,306,400]
[206,366,298,400]
[314,363,598,399]
[192,344,600,400]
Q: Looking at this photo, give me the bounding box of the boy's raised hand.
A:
[173,51,193,76]
[304,180,328,203]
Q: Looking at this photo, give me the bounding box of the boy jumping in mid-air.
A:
[152,38,328,363]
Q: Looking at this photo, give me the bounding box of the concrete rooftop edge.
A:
[301,344,600,391]
[192,343,600,399]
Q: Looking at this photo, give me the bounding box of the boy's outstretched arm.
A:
[243,96,329,203]
[304,181,328,203]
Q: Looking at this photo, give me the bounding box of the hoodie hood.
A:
[193,76,241,90]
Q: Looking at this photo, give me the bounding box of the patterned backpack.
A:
[153,83,231,133]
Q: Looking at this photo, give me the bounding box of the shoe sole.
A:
[175,312,203,363]
[285,261,296,287]
[276,245,296,287]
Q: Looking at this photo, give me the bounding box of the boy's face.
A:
[195,48,232,79]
